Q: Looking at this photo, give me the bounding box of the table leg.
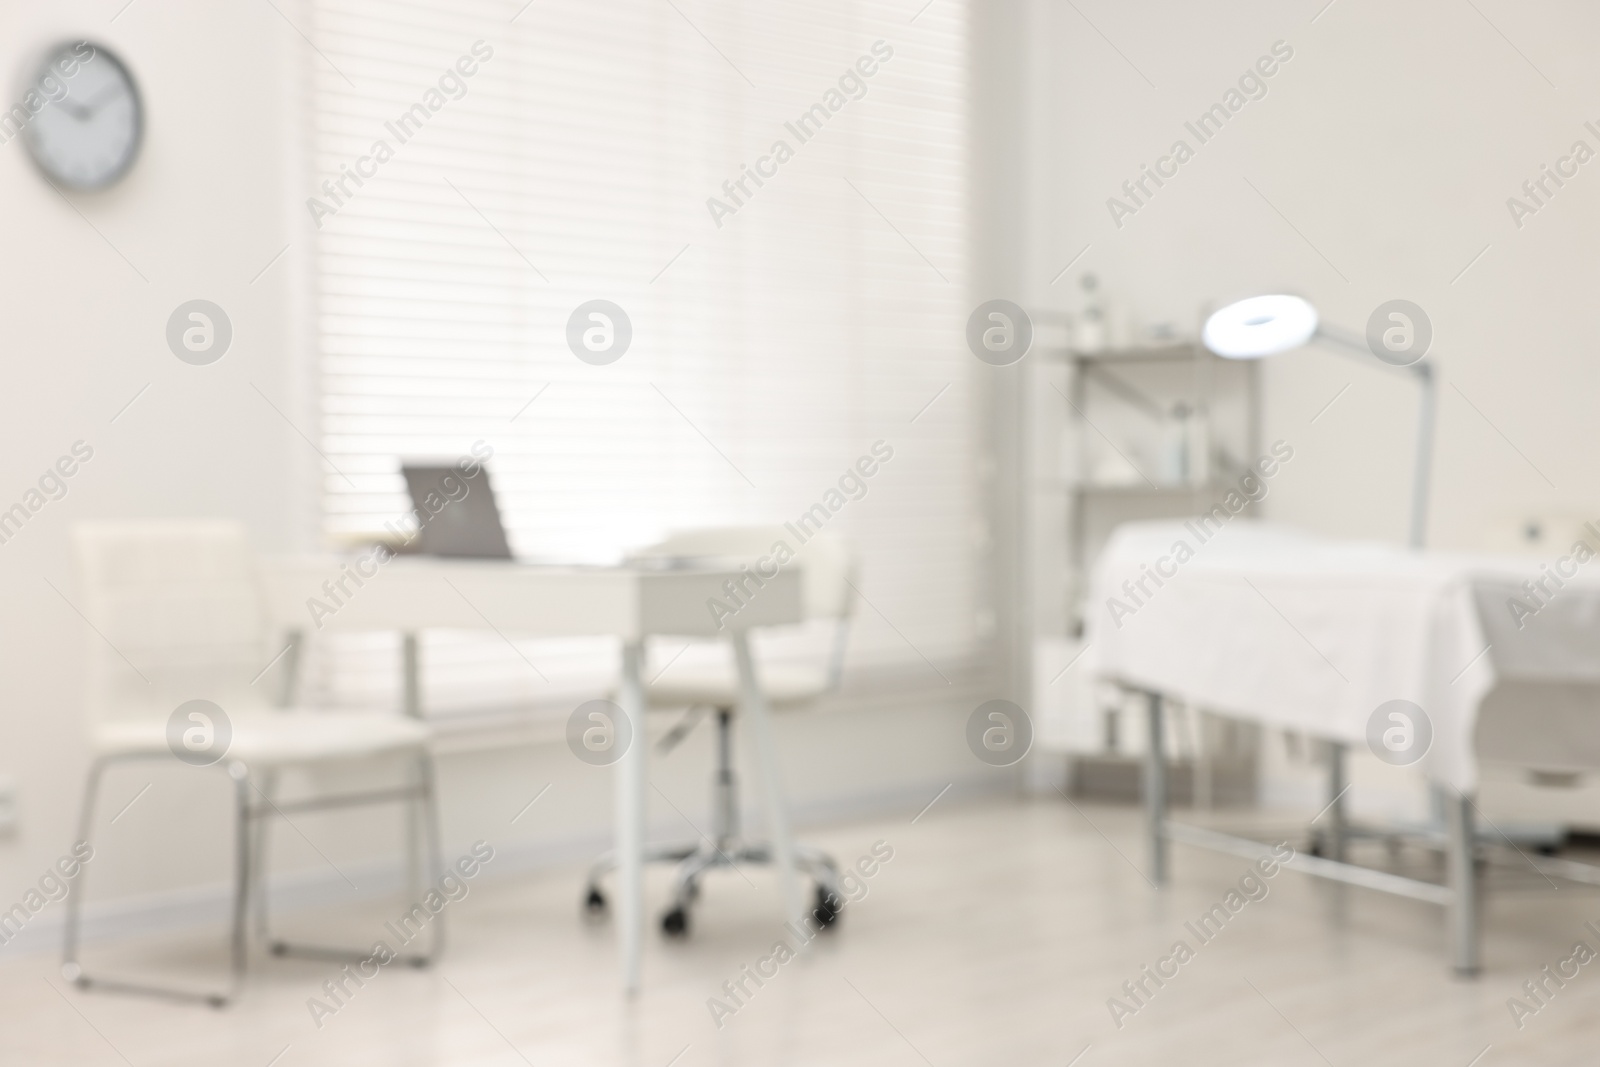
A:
[732,628,803,925]
[402,634,424,907]
[1447,790,1480,975]
[616,639,646,994]
[1327,742,1348,863]
[1144,690,1168,885]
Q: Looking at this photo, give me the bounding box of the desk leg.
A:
[401,633,423,906]
[617,639,646,994]
[732,629,802,926]
[1144,690,1168,885]
[1447,791,1480,975]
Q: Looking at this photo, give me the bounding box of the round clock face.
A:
[22,41,142,191]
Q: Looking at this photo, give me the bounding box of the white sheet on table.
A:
[1086,520,1600,790]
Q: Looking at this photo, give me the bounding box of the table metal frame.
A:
[1136,688,1480,974]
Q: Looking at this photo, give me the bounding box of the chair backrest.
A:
[631,525,859,691]
[629,525,857,621]
[72,520,274,725]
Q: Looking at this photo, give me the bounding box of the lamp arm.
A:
[1312,325,1434,381]
[1409,362,1436,549]
[1311,322,1368,356]
[1310,324,1435,547]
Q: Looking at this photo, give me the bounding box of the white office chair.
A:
[61,520,443,1007]
[584,525,856,936]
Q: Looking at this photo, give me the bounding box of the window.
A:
[306,0,975,717]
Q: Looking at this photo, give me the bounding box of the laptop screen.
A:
[400,463,513,559]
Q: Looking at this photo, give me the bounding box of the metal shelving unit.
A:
[1045,341,1259,635]
[1028,334,1260,794]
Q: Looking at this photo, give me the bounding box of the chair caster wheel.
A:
[1308,841,1324,858]
[584,887,607,918]
[813,887,841,930]
[270,941,289,957]
[661,906,690,937]
[408,956,431,969]
[206,995,229,1010]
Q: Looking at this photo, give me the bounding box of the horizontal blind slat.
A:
[309,0,974,711]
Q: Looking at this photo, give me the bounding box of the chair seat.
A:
[92,710,430,765]
[643,664,831,710]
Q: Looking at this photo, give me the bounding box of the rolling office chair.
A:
[62,520,443,1006]
[584,526,857,936]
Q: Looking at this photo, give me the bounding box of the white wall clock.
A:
[22,41,142,191]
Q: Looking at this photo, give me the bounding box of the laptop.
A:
[401,463,513,559]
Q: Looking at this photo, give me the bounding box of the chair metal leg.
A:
[68,746,443,1006]
[792,843,841,895]
[249,768,278,941]
[732,629,802,926]
[228,762,251,995]
[64,756,245,1008]
[587,844,699,888]
[415,752,445,963]
[1448,791,1480,975]
[585,829,843,933]
[1193,708,1214,811]
[667,847,727,908]
[1145,690,1168,885]
[712,708,738,848]
[1326,742,1348,863]
[661,686,841,924]
[265,751,440,968]
[663,841,839,912]
[61,756,110,981]
[404,795,422,920]
[583,662,842,938]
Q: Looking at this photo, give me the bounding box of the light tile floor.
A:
[3,797,1596,1065]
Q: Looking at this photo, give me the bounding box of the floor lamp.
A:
[1199,295,1520,864]
[1201,294,1436,549]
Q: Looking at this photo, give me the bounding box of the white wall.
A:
[1036,0,1600,548]
[0,1,307,904]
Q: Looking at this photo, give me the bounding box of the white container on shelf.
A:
[1157,405,1191,485]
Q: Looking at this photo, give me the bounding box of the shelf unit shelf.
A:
[1039,342,1204,364]
[1028,336,1260,636]
[1060,479,1246,498]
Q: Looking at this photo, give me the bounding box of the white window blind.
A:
[305,0,976,716]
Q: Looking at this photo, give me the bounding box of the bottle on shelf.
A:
[1074,273,1106,353]
[1159,404,1191,486]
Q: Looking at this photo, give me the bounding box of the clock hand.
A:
[49,96,92,121]
[80,84,125,118]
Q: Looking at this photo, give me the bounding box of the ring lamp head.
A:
[1202,294,1318,359]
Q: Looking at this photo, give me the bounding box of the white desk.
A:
[1088,520,1600,973]
[259,555,804,992]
